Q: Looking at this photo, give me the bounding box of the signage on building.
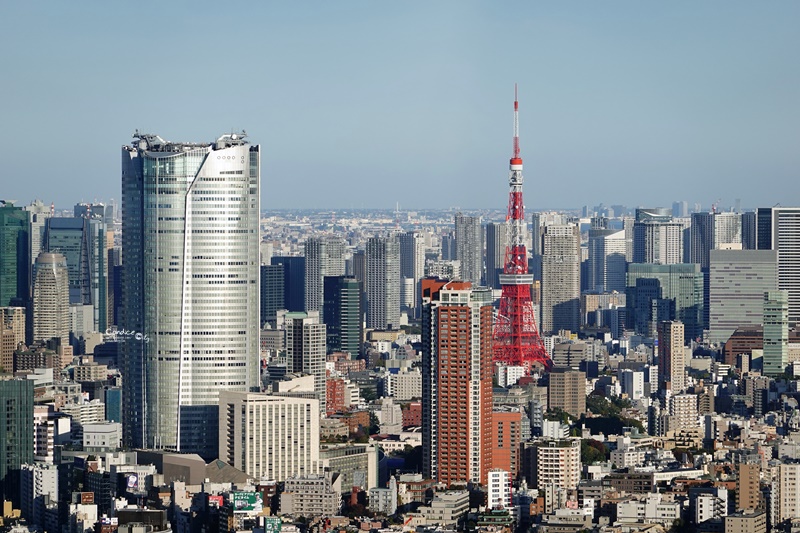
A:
[232,491,263,513]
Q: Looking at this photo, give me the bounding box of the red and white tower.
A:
[493,85,550,371]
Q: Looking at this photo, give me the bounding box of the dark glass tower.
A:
[323,276,363,357]
[0,377,34,507]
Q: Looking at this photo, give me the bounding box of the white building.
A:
[531,439,581,491]
[487,469,511,510]
[384,368,422,401]
[496,365,526,388]
[621,370,644,400]
[20,463,59,527]
[369,476,398,515]
[218,391,320,483]
[83,422,122,452]
[616,493,682,526]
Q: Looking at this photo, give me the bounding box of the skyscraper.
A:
[454,213,483,286]
[271,256,305,313]
[0,307,25,373]
[281,311,327,402]
[304,236,346,316]
[366,235,400,330]
[44,216,108,332]
[708,250,777,344]
[421,279,493,486]
[0,201,30,309]
[24,200,52,268]
[0,377,34,507]
[260,264,285,327]
[761,207,800,326]
[32,252,70,345]
[121,132,259,459]
[541,224,580,334]
[485,222,508,289]
[763,290,788,377]
[398,231,425,312]
[658,321,685,394]
[323,276,362,357]
[587,219,627,293]
[632,208,684,265]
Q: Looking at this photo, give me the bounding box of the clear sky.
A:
[1,2,798,211]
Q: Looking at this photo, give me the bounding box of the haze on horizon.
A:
[1,2,799,211]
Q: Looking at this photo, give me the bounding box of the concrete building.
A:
[421,279,493,486]
[709,250,777,344]
[725,510,767,533]
[587,220,627,293]
[541,224,580,334]
[219,391,320,482]
[83,422,122,452]
[304,236,346,316]
[621,370,645,400]
[369,476,398,515]
[399,231,426,311]
[383,368,422,401]
[763,290,789,376]
[487,469,512,510]
[616,493,682,526]
[632,208,684,265]
[492,409,522,479]
[454,213,483,286]
[658,321,686,394]
[319,443,379,493]
[771,463,800,525]
[20,463,58,528]
[523,439,581,491]
[737,463,761,511]
[418,491,470,526]
[758,206,800,326]
[121,132,260,459]
[366,235,401,330]
[281,310,327,402]
[548,369,586,418]
[32,252,70,345]
[280,472,342,517]
[0,306,25,372]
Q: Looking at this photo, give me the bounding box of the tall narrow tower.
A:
[493,86,550,371]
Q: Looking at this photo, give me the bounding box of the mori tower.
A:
[121,132,260,459]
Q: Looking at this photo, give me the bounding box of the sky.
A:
[1,2,799,211]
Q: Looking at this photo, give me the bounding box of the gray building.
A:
[304,236,346,316]
[632,208,684,265]
[708,250,777,344]
[366,235,400,330]
[121,132,260,459]
[763,290,788,376]
[541,224,580,334]
[455,214,483,286]
[485,222,508,289]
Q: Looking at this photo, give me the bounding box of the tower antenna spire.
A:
[493,85,550,372]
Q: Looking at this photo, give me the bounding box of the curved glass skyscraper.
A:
[122,132,259,459]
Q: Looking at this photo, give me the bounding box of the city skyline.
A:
[2,3,800,210]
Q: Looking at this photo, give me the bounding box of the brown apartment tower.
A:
[421,278,494,486]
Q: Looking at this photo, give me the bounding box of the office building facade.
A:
[763,290,789,376]
[282,311,327,401]
[485,222,508,290]
[32,252,70,345]
[541,224,580,334]
[323,276,362,357]
[0,201,30,309]
[454,213,483,286]
[121,132,260,459]
[304,236,346,316]
[632,208,684,265]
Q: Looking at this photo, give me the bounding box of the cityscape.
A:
[2,3,800,533]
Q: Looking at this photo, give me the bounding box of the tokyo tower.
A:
[492,85,551,371]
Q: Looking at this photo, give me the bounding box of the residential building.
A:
[281,311,327,401]
[658,321,686,393]
[121,132,260,459]
[632,208,684,265]
[492,410,522,478]
[280,472,342,517]
[522,439,581,491]
[20,463,58,528]
[219,391,321,482]
[487,469,512,510]
[455,213,483,286]
[421,279,493,486]
[366,235,401,330]
[548,369,586,418]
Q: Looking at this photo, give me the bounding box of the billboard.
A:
[208,495,224,507]
[264,517,282,533]
[232,491,264,513]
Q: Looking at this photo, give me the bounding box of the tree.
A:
[581,439,607,465]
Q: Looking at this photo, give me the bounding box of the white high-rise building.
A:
[366,235,400,330]
[621,370,644,400]
[32,252,69,345]
[24,200,52,267]
[529,439,581,491]
[588,229,627,293]
[20,463,58,527]
[121,132,260,459]
[219,392,320,482]
[304,236,346,317]
[455,214,483,286]
[760,207,800,326]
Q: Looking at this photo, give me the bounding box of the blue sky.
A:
[1,2,798,210]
